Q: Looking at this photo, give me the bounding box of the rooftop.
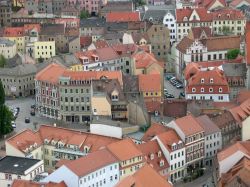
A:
[106,12,140,22]
[0,38,15,46]
[138,73,161,92]
[12,180,67,187]
[142,123,170,142]
[0,156,41,175]
[196,115,221,135]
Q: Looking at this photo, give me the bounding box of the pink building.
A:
[67,0,107,15]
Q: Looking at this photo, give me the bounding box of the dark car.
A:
[176,84,184,89]
[25,117,30,123]
[30,110,35,116]
[165,93,175,98]
[166,75,173,80]
[31,104,36,109]
[180,92,185,97]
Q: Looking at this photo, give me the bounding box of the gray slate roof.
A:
[143,9,175,22]
[222,63,247,77]
[0,156,41,175]
[80,18,106,28]
[0,63,38,76]
[0,38,15,46]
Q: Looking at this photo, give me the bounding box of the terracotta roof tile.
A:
[163,99,187,118]
[12,180,67,187]
[106,12,140,22]
[115,164,173,187]
[133,51,164,69]
[137,140,169,172]
[138,73,161,92]
[217,141,250,162]
[246,30,250,65]
[157,129,183,152]
[175,114,204,136]
[80,36,92,48]
[176,36,194,53]
[229,98,250,122]
[189,27,212,40]
[107,139,143,161]
[212,8,245,20]
[35,63,66,85]
[142,123,170,142]
[176,8,213,22]
[3,27,25,37]
[196,115,220,135]
[64,149,118,177]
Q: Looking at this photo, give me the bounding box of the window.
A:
[192,88,196,93]
[219,87,222,93]
[210,78,214,83]
[208,55,211,61]
[201,78,204,83]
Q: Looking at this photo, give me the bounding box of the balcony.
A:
[54,147,86,156]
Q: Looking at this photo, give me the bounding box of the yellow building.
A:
[70,64,83,71]
[34,41,55,59]
[3,27,25,53]
[107,139,145,179]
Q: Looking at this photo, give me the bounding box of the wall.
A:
[90,123,122,139]
[242,116,250,141]
[5,141,25,157]
[91,96,111,116]
[127,102,148,126]
[186,93,230,102]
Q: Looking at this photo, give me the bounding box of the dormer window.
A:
[218,14,221,18]
[192,88,196,93]
[201,87,204,93]
[183,17,188,21]
[210,78,214,83]
[201,78,204,83]
[158,151,162,157]
[209,88,213,92]
[150,153,154,160]
[227,14,230,18]
[219,87,223,93]
[160,160,164,167]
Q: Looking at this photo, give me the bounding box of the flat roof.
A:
[0,156,41,175]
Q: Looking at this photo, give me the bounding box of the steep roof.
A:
[217,141,250,162]
[137,140,169,172]
[115,164,173,187]
[138,73,161,92]
[64,149,118,177]
[175,114,204,136]
[106,12,140,22]
[229,98,250,123]
[196,115,220,135]
[35,63,66,85]
[142,123,170,142]
[12,180,67,187]
[107,139,143,161]
[176,8,213,22]
[3,27,25,37]
[133,51,164,69]
[176,36,194,53]
[189,27,212,40]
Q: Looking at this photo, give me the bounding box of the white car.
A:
[11,121,16,128]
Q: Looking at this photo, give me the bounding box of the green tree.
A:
[0,80,13,137]
[0,55,6,68]
[80,10,90,19]
[227,49,240,60]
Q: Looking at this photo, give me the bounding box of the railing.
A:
[54,147,86,156]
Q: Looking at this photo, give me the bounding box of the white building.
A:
[153,129,186,182]
[196,115,222,166]
[0,38,17,59]
[163,11,176,45]
[0,156,44,187]
[42,149,120,187]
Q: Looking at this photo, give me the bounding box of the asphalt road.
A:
[164,77,184,98]
[5,97,87,133]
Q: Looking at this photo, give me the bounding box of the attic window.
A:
[219,87,223,93]
[193,15,197,20]
[201,78,204,83]
[227,14,230,18]
[209,88,213,92]
[218,14,221,18]
[201,87,204,92]
[160,160,164,167]
[150,153,154,160]
[183,17,188,21]
[210,78,214,83]
[192,88,196,93]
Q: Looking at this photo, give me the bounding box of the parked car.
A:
[11,121,16,128]
[165,93,175,98]
[25,117,30,123]
[180,92,185,97]
[164,88,168,94]
[166,75,173,80]
[30,109,35,116]
[176,84,183,89]
[31,104,36,109]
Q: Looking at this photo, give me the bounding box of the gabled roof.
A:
[196,115,220,135]
[35,63,66,85]
[115,164,173,187]
[133,51,164,69]
[212,8,245,20]
[106,12,140,22]
[175,114,204,136]
[230,0,250,7]
[137,140,169,172]
[189,27,212,40]
[176,36,194,53]
[138,73,161,92]
[64,149,118,177]
[107,139,143,161]
[142,123,169,142]
[176,8,213,22]
[230,98,250,123]
[3,27,25,37]
[12,180,67,187]
[217,141,250,162]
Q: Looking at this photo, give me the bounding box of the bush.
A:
[227,49,240,60]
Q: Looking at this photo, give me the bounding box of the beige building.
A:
[0,38,17,59]
[5,125,119,171]
[0,0,12,26]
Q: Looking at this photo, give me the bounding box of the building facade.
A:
[0,38,17,59]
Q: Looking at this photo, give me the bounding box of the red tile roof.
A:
[3,27,25,37]
[175,114,204,136]
[163,99,187,118]
[142,123,170,142]
[212,8,245,20]
[115,164,173,187]
[145,100,162,113]
[106,12,140,22]
[138,73,161,92]
[80,36,92,48]
[133,51,164,69]
[246,30,250,65]
[64,149,118,177]
[217,141,250,162]
[185,67,230,94]
[157,129,183,152]
[7,125,119,155]
[189,27,212,40]
[35,63,66,85]
[229,98,250,123]
[137,140,169,173]
[107,139,143,161]
[12,180,67,187]
[176,8,213,23]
